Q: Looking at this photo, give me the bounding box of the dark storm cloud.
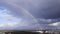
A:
[4,0,60,19]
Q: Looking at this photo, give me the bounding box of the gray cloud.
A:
[4,0,60,19]
[0,0,60,30]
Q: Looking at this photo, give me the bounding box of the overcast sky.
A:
[0,0,60,30]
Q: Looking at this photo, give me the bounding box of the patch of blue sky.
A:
[0,18,9,23]
[0,7,20,24]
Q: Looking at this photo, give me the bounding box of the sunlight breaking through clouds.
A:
[0,7,22,27]
[0,23,5,27]
[49,22,60,26]
[0,7,36,29]
[0,23,19,27]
